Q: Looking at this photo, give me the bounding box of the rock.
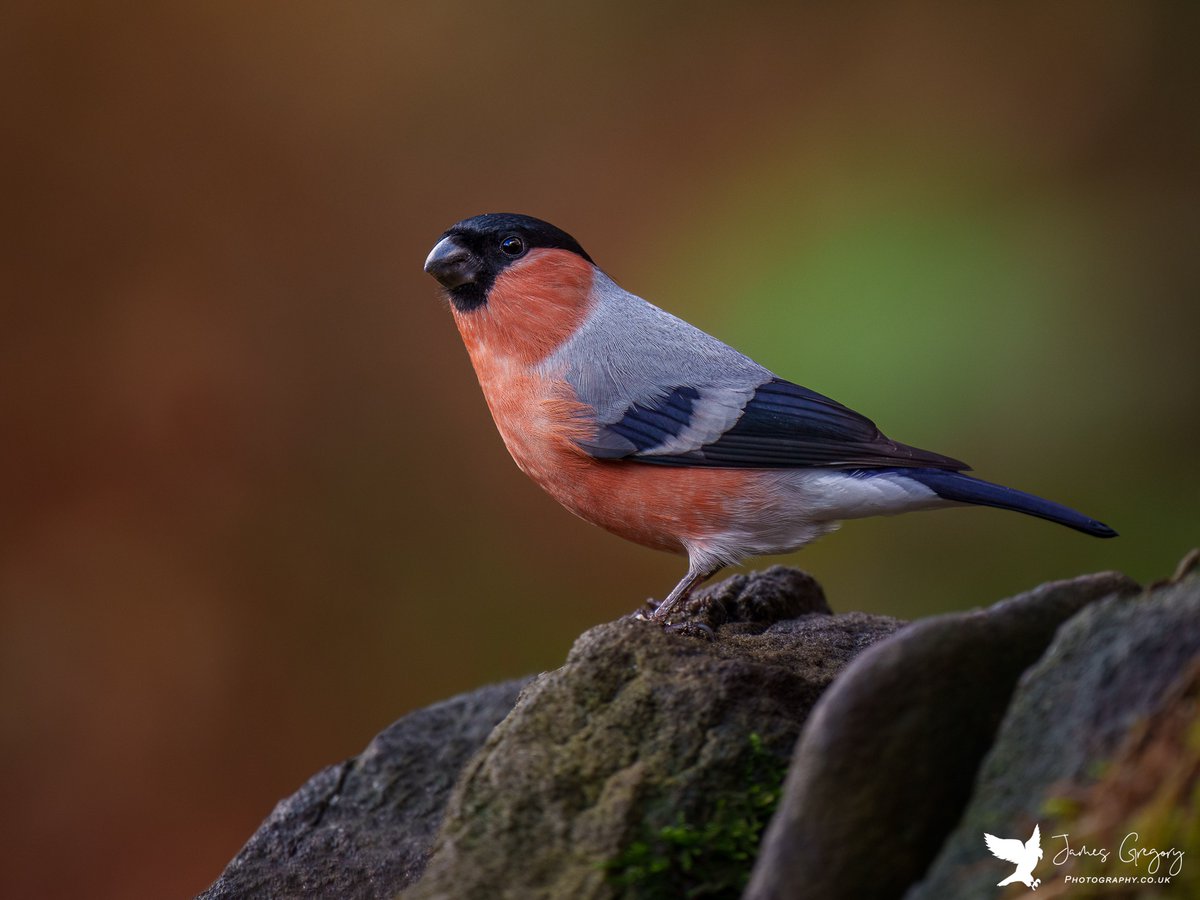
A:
[202,560,1193,900]
[403,566,903,900]
[199,677,530,900]
[745,570,1140,900]
[906,568,1200,900]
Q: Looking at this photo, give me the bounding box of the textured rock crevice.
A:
[744,570,1140,900]
[906,568,1200,900]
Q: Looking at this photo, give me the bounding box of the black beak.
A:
[423,236,480,289]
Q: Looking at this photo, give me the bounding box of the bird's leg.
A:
[650,563,723,623]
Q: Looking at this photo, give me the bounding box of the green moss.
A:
[601,733,788,899]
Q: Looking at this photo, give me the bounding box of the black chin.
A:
[448,282,488,312]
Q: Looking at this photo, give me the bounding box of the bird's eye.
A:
[500,235,525,257]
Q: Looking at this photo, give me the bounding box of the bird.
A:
[985,825,1044,889]
[423,213,1116,624]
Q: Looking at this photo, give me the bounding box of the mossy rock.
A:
[403,567,902,900]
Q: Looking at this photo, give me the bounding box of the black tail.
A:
[899,469,1117,538]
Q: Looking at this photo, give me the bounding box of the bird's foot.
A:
[662,620,715,641]
[1031,878,1040,891]
[630,599,714,640]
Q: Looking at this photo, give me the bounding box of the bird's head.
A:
[424,213,594,313]
[424,213,599,363]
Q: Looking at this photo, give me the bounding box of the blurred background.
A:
[3,2,1197,897]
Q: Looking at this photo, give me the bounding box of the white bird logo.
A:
[984,824,1043,890]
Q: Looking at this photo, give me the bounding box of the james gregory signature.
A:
[1053,832,1185,877]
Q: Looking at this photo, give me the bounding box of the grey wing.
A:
[550,273,966,472]
[545,273,771,456]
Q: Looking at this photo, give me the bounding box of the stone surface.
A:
[200,677,530,900]
[745,570,1140,900]
[200,560,1197,900]
[906,570,1200,900]
[403,566,904,900]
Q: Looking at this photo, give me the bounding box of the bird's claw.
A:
[1031,878,1040,891]
[663,620,715,641]
[630,606,714,640]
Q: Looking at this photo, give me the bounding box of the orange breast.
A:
[464,348,758,556]
[451,251,757,555]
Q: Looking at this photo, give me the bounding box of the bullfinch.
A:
[424,213,1116,623]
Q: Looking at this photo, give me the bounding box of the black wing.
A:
[583,378,969,471]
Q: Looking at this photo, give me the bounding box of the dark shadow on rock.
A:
[199,677,530,900]
[744,570,1140,900]
[403,566,903,900]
